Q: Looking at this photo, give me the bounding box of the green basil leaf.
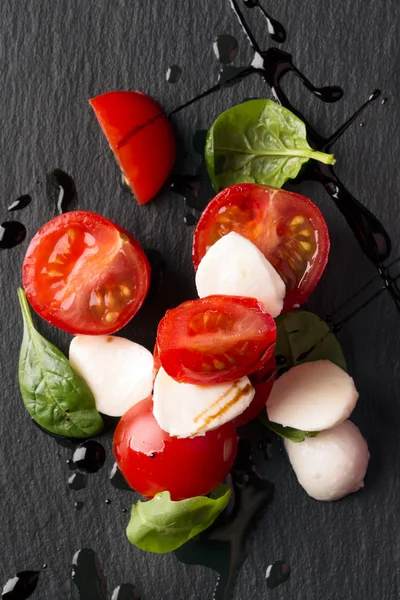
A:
[17,288,103,438]
[275,309,347,377]
[259,411,319,443]
[126,485,231,553]
[205,99,336,191]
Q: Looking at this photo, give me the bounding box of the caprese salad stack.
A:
[16,92,370,555]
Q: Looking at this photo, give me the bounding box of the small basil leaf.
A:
[126,485,231,553]
[259,411,318,443]
[275,310,347,377]
[17,288,103,438]
[205,99,336,191]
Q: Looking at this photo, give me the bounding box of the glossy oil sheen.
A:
[72,441,106,473]
[1,571,40,600]
[266,560,291,589]
[46,169,77,215]
[111,584,141,600]
[109,462,133,491]
[8,195,32,212]
[71,549,107,600]
[0,221,26,249]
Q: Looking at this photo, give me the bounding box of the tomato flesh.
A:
[22,211,150,334]
[234,354,276,427]
[113,396,238,500]
[193,183,330,310]
[157,295,276,384]
[90,91,176,205]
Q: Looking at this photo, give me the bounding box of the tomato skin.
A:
[113,396,238,500]
[192,183,330,310]
[89,91,176,205]
[22,211,150,335]
[156,295,276,385]
[233,354,276,427]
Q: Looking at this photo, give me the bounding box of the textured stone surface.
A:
[0,0,400,598]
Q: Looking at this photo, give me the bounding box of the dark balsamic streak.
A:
[168,67,257,117]
[1,571,40,600]
[321,90,381,151]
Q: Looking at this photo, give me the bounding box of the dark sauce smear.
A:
[266,560,291,589]
[46,169,77,215]
[213,34,239,64]
[1,571,40,600]
[8,195,32,212]
[170,0,396,312]
[0,221,26,249]
[168,174,204,210]
[109,462,133,491]
[169,0,399,594]
[72,441,106,473]
[176,437,274,600]
[111,584,141,600]
[68,472,87,491]
[166,65,182,83]
[71,549,107,600]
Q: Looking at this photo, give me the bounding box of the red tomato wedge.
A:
[156,295,276,385]
[234,354,276,427]
[193,183,330,310]
[89,91,176,205]
[22,211,150,335]
[113,396,238,500]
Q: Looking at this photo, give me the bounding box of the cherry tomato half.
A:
[22,211,150,335]
[234,354,276,427]
[90,91,176,205]
[113,396,238,500]
[192,184,330,310]
[156,295,276,385]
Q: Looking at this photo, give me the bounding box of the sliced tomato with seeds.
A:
[192,183,330,310]
[234,354,276,427]
[156,295,276,385]
[90,91,176,205]
[22,211,150,334]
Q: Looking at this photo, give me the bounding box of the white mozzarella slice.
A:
[195,231,286,318]
[153,367,254,437]
[69,335,154,417]
[285,420,370,501]
[267,360,358,431]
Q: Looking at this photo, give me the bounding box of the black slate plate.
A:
[1,1,400,599]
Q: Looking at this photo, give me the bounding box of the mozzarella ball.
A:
[69,335,153,417]
[195,232,286,317]
[285,420,370,501]
[153,367,254,437]
[267,360,358,431]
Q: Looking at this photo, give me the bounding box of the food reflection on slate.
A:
[4,0,399,599]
